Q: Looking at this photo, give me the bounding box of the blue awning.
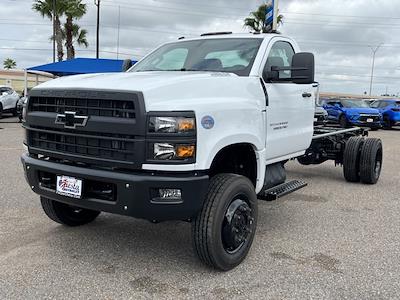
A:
[27,58,137,76]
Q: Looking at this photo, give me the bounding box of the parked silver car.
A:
[0,86,20,118]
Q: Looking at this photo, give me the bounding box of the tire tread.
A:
[359,138,382,184]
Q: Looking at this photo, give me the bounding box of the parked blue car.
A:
[323,99,382,129]
[370,99,400,129]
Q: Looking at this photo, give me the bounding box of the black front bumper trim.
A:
[21,154,209,221]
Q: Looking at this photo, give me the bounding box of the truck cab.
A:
[21,33,381,271]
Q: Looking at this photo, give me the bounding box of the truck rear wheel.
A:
[40,197,100,226]
[343,136,364,182]
[359,138,383,184]
[192,174,257,271]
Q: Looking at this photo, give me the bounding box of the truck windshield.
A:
[130,38,263,76]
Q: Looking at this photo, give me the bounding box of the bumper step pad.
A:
[259,180,308,201]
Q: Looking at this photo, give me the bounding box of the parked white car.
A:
[0,86,20,118]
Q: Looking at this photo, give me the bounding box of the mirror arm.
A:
[271,66,308,72]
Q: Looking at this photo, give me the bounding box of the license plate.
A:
[367,118,374,123]
[56,175,83,199]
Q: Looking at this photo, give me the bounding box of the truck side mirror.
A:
[122,59,133,72]
[291,52,315,84]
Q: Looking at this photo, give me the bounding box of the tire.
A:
[0,103,3,119]
[359,138,383,184]
[40,197,100,226]
[12,101,18,117]
[339,115,349,128]
[383,116,392,129]
[343,136,364,182]
[192,174,258,271]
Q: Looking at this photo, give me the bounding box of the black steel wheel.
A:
[192,174,257,271]
[222,198,254,254]
[343,136,364,182]
[339,115,349,128]
[40,197,101,226]
[359,138,383,184]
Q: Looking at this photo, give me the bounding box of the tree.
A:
[244,3,283,33]
[62,23,89,59]
[64,0,87,59]
[33,0,67,61]
[3,58,17,69]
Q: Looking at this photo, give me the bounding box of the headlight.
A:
[22,97,28,121]
[349,113,359,120]
[149,116,195,134]
[152,143,195,161]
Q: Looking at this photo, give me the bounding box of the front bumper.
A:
[314,113,328,125]
[21,154,209,221]
[350,120,381,128]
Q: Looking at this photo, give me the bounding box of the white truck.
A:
[21,33,383,271]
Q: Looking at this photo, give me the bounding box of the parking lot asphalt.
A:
[1,115,400,300]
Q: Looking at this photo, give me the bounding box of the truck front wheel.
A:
[40,197,101,226]
[192,174,258,271]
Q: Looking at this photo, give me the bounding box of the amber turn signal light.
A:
[176,145,195,158]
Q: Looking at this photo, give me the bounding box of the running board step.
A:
[259,180,308,201]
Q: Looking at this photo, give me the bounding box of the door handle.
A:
[302,92,312,98]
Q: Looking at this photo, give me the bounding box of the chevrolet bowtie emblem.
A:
[55,111,88,129]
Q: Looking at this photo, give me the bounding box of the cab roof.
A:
[177,32,287,42]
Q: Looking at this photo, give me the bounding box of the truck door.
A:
[261,40,315,161]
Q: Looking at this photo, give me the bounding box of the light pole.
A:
[95,0,101,59]
[52,0,56,63]
[117,5,121,59]
[369,43,383,96]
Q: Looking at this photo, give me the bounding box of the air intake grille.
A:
[29,96,135,119]
[28,127,136,164]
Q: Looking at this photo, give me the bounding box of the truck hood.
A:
[33,71,263,111]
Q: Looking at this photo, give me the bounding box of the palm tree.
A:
[33,0,67,61]
[64,0,87,59]
[244,3,283,33]
[3,58,17,69]
[62,23,89,59]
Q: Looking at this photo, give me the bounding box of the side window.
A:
[152,48,188,70]
[264,41,295,80]
[379,101,389,108]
